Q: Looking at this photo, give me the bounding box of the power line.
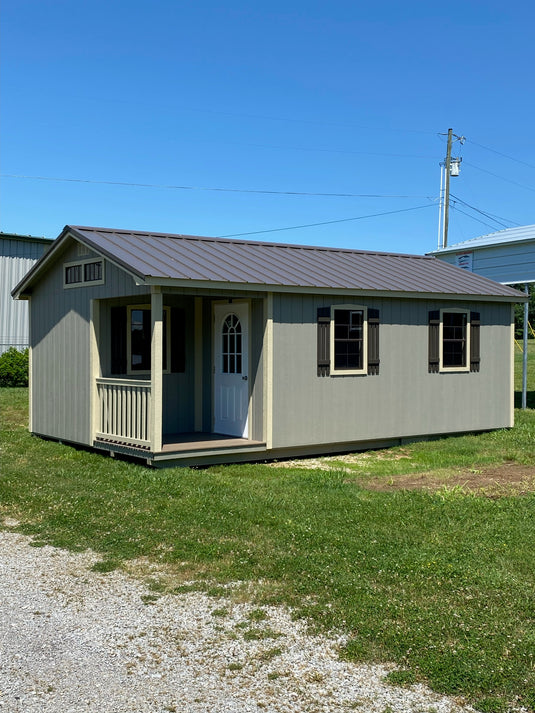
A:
[217,203,435,238]
[463,162,535,193]
[449,194,518,229]
[466,139,535,171]
[43,91,439,135]
[450,205,504,233]
[1,173,433,200]
[230,141,434,160]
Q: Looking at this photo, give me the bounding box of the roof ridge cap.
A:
[69,225,430,259]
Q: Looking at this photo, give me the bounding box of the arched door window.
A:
[222,314,242,374]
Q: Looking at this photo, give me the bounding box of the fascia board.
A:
[143,277,527,303]
[428,237,535,255]
[12,227,146,299]
[67,226,147,286]
[11,227,72,299]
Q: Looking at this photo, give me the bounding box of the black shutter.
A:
[171,307,186,373]
[470,311,481,372]
[428,310,440,373]
[367,308,380,375]
[317,307,330,376]
[111,306,127,374]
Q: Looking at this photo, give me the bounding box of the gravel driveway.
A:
[0,529,476,713]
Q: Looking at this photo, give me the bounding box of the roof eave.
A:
[428,236,535,255]
[143,276,527,302]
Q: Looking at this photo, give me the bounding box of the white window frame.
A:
[330,304,368,375]
[127,304,171,375]
[63,258,105,288]
[439,308,470,373]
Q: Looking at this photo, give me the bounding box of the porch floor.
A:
[161,432,265,454]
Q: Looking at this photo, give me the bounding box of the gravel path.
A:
[0,529,476,713]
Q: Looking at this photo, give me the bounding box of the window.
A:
[110,305,185,376]
[65,264,83,285]
[84,261,103,282]
[64,258,104,287]
[333,307,365,372]
[222,314,242,374]
[127,305,170,374]
[317,305,380,377]
[317,304,381,377]
[442,311,467,368]
[429,309,479,373]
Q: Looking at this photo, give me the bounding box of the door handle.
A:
[242,375,248,381]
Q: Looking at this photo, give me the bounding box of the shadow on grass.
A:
[514,390,535,409]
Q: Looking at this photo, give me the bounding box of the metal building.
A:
[427,224,535,284]
[1,233,52,354]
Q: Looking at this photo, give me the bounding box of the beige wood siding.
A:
[271,294,514,449]
[30,242,150,445]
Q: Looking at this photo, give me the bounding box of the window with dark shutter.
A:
[470,312,481,372]
[367,308,380,375]
[130,308,152,371]
[333,308,364,370]
[110,306,127,374]
[429,309,474,373]
[428,310,440,373]
[123,305,171,374]
[442,311,467,368]
[317,307,330,376]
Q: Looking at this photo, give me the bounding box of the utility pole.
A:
[443,128,453,248]
[437,129,465,249]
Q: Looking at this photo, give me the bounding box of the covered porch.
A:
[90,287,270,465]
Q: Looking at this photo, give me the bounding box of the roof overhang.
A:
[428,237,535,256]
[11,224,528,304]
[11,226,147,300]
[142,276,528,303]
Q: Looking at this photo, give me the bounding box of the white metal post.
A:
[437,163,445,249]
[522,284,529,409]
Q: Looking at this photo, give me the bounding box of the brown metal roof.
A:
[13,225,527,301]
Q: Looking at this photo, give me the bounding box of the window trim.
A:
[126,304,171,375]
[330,304,368,375]
[439,308,470,373]
[64,258,105,288]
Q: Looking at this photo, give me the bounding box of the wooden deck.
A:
[94,431,267,466]
[161,432,265,453]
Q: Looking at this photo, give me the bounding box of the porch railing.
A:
[95,378,152,449]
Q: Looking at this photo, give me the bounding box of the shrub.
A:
[0,347,29,387]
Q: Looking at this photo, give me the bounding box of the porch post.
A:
[89,299,101,443]
[150,287,163,453]
[194,296,203,432]
[28,296,33,433]
[264,292,274,449]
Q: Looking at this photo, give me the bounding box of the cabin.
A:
[12,225,527,466]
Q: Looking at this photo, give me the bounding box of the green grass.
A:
[1,386,534,712]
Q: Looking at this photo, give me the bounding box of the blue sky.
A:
[1,0,534,254]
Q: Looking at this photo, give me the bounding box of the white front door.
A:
[213,302,249,438]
